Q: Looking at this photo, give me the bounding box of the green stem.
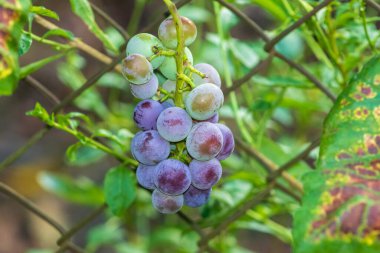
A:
[177,73,195,88]
[49,121,138,166]
[186,65,206,78]
[214,2,253,144]
[163,0,186,107]
[361,0,376,52]
[28,32,71,50]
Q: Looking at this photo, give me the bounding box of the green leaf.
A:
[42,29,74,40]
[26,102,50,122]
[66,142,105,166]
[104,166,136,216]
[38,172,104,205]
[18,32,32,55]
[31,6,59,20]
[20,51,68,78]
[68,0,117,52]
[0,0,31,95]
[293,56,380,253]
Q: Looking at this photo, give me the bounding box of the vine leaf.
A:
[30,6,59,20]
[0,0,31,95]
[293,56,380,253]
[68,0,118,53]
[104,166,137,216]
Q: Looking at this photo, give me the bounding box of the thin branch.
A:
[90,1,130,40]
[367,0,380,12]
[268,138,320,182]
[0,128,50,172]
[214,0,337,102]
[25,76,61,105]
[198,183,275,246]
[52,55,123,113]
[264,0,335,52]
[235,137,304,193]
[274,51,336,101]
[223,53,274,95]
[214,0,269,42]
[34,15,122,73]
[0,182,66,234]
[57,204,107,246]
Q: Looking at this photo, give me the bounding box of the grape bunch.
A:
[122,16,235,214]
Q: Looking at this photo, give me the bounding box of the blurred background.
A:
[1,0,379,252]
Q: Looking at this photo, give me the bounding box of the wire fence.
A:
[1,0,378,252]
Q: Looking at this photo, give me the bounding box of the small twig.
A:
[0,128,50,172]
[198,183,275,246]
[0,182,66,234]
[264,0,335,52]
[268,138,320,182]
[214,0,269,42]
[273,51,336,102]
[367,0,380,12]
[25,76,61,105]
[57,204,107,246]
[34,15,122,73]
[223,53,274,95]
[90,1,130,40]
[235,137,304,193]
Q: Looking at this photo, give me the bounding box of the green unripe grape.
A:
[159,47,193,80]
[122,54,153,85]
[158,16,197,49]
[126,33,165,69]
[155,71,167,86]
[185,83,224,120]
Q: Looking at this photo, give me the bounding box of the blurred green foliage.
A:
[3,0,380,252]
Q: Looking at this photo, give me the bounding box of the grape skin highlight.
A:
[130,73,159,99]
[185,83,224,120]
[152,189,183,214]
[126,33,165,69]
[154,159,191,195]
[215,123,235,160]
[186,122,223,161]
[131,130,170,165]
[133,99,164,131]
[189,158,222,190]
[122,54,153,85]
[158,16,197,49]
[192,63,221,87]
[136,164,157,190]
[156,107,193,142]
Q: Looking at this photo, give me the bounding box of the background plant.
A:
[0,0,379,252]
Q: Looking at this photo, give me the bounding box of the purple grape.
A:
[154,159,191,195]
[186,122,223,161]
[192,63,221,87]
[193,113,219,124]
[130,73,159,99]
[184,185,211,208]
[215,124,235,160]
[185,83,224,120]
[152,189,183,214]
[131,130,170,165]
[189,158,222,190]
[133,100,164,131]
[136,164,157,190]
[156,107,193,142]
